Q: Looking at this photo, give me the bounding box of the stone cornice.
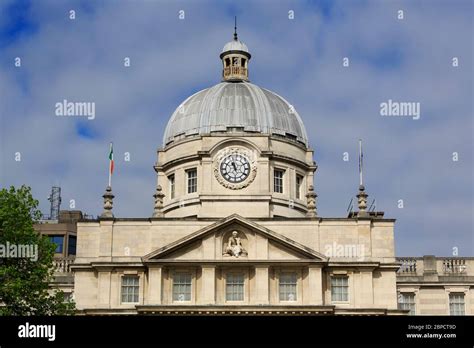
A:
[143,259,326,265]
[136,305,335,315]
[76,216,396,223]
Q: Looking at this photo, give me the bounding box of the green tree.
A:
[0,185,75,315]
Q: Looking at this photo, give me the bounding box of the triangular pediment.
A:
[143,214,327,262]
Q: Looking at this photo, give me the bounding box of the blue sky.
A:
[0,0,472,256]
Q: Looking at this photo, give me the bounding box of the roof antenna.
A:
[234,16,238,41]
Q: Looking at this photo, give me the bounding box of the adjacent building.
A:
[397,256,474,315]
[34,210,82,299]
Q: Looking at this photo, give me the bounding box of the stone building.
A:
[70,31,472,315]
[35,210,80,258]
[397,256,474,315]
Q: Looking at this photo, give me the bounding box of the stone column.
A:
[201,265,216,305]
[254,265,269,304]
[307,265,323,305]
[146,266,163,305]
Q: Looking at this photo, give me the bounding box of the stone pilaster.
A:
[200,265,216,304]
[307,266,323,305]
[146,266,163,305]
[254,266,269,304]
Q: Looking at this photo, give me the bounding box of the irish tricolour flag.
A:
[108,142,114,187]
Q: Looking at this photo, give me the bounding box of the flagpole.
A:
[108,142,113,188]
[359,139,362,186]
[108,165,111,188]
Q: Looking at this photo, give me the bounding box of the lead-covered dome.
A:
[162,28,308,147]
[163,82,308,147]
[221,39,249,54]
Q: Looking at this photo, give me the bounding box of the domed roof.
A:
[222,39,249,54]
[163,81,308,147]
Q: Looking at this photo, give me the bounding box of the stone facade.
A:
[67,32,472,316]
[397,256,474,315]
[72,214,401,315]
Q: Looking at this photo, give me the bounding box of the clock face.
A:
[220,153,251,183]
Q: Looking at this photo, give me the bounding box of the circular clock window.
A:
[214,148,257,190]
[220,153,250,183]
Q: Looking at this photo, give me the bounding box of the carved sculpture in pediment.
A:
[223,231,248,258]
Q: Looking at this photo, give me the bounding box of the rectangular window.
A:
[279,272,297,301]
[173,273,192,301]
[226,273,244,301]
[274,169,284,193]
[449,293,465,315]
[121,276,139,303]
[168,174,175,199]
[295,175,303,199]
[187,169,197,194]
[331,276,349,302]
[49,235,64,253]
[68,236,77,255]
[398,293,416,315]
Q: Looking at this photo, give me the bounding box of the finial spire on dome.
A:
[234,16,238,41]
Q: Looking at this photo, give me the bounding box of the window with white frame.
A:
[331,275,348,302]
[449,293,465,315]
[168,174,175,199]
[279,272,297,301]
[173,273,192,301]
[121,276,139,303]
[226,273,244,301]
[274,169,284,193]
[187,169,197,194]
[295,175,303,199]
[398,293,416,315]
